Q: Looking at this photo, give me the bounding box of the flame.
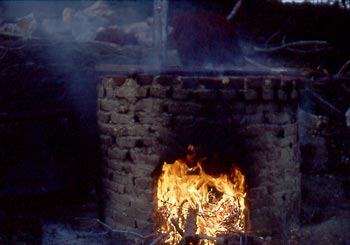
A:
[154,145,247,244]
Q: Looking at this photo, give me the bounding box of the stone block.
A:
[103,179,126,194]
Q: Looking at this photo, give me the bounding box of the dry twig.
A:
[254,40,330,53]
[338,59,350,74]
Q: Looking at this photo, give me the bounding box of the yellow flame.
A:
[155,149,247,244]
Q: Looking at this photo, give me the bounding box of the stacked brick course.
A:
[97,73,306,238]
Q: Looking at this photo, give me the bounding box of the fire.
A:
[154,145,247,244]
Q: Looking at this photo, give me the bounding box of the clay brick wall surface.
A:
[97,74,306,237]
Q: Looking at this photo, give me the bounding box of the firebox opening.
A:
[153,144,248,244]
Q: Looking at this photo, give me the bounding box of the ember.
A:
[154,145,247,244]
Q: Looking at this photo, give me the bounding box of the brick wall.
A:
[97,73,306,238]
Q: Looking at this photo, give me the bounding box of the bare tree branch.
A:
[265,31,281,47]
[338,59,350,74]
[306,88,343,115]
[227,0,243,21]
[254,40,330,53]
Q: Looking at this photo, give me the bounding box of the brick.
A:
[220,89,237,101]
[106,159,132,174]
[244,89,258,100]
[150,85,168,98]
[100,134,114,146]
[106,85,114,99]
[246,77,263,89]
[135,112,171,126]
[194,89,218,101]
[290,89,299,100]
[97,84,106,98]
[228,77,244,89]
[107,146,128,160]
[99,99,118,112]
[135,74,154,85]
[277,89,288,101]
[283,123,298,136]
[154,75,177,85]
[174,115,194,124]
[265,112,293,125]
[97,111,111,123]
[250,195,275,210]
[134,177,153,190]
[198,77,224,89]
[115,125,147,137]
[262,88,274,100]
[110,112,134,124]
[116,136,139,148]
[181,77,199,89]
[167,101,203,115]
[115,78,139,100]
[172,88,190,100]
[129,149,160,166]
[98,121,116,135]
[135,98,163,113]
[249,186,268,199]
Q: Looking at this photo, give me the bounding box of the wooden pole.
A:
[153,0,168,66]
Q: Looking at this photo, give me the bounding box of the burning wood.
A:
[154,144,247,244]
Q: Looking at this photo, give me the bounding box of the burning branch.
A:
[170,215,227,245]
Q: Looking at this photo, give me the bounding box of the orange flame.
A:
[155,145,247,244]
